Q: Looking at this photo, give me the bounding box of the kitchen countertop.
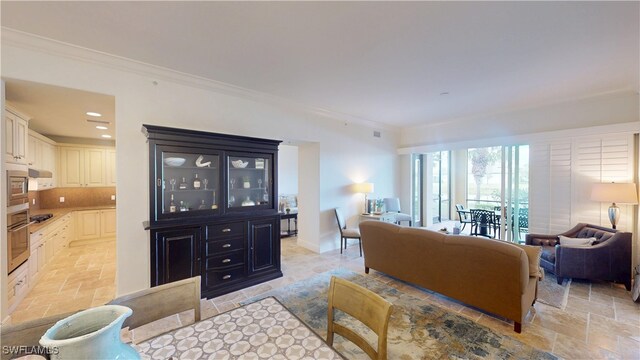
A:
[29,206,116,234]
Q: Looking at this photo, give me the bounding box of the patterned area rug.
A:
[537,270,571,309]
[244,269,556,360]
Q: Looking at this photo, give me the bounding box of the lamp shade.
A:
[591,182,638,204]
[354,182,374,194]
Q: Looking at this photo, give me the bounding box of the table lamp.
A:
[355,182,374,214]
[591,182,638,229]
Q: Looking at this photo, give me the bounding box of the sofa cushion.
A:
[515,244,542,278]
[576,228,614,241]
[530,237,559,247]
[559,235,596,247]
[540,246,556,264]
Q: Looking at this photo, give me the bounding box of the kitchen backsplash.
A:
[36,187,116,209]
[28,191,41,211]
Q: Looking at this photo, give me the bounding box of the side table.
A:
[280,211,298,238]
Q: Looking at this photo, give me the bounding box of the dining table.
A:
[135,297,344,359]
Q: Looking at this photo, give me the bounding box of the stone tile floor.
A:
[11,236,640,359]
[9,240,116,324]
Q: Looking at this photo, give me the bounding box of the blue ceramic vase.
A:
[40,305,139,359]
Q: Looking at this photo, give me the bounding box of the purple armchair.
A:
[526,223,632,290]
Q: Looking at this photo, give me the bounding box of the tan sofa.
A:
[359,221,541,333]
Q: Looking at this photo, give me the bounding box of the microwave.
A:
[7,170,29,208]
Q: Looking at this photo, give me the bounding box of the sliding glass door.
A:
[411,154,424,226]
[431,151,450,223]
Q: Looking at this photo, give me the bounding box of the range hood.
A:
[28,168,53,178]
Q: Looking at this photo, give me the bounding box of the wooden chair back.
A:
[334,207,347,231]
[0,311,75,360]
[108,276,201,336]
[327,276,393,360]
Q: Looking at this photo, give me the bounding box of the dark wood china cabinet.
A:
[142,124,281,299]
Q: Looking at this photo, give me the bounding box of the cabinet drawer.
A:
[205,237,244,256]
[207,222,244,239]
[204,266,245,288]
[205,250,244,270]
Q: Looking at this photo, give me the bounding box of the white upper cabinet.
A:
[58,145,116,187]
[5,108,29,164]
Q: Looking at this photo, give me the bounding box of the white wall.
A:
[401,91,639,148]
[277,144,298,196]
[1,31,400,302]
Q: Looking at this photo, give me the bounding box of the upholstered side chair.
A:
[334,208,362,256]
[383,198,412,226]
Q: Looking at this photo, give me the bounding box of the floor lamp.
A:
[355,182,374,214]
[591,182,638,229]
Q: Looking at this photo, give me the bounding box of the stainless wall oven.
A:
[7,170,29,209]
[8,204,31,274]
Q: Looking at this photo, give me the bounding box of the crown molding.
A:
[2,28,398,132]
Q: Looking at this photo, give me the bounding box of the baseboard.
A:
[296,238,321,253]
[69,237,115,247]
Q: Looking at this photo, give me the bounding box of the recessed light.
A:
[96,125,108,130]
[101,134,112,138]
[440,92,450,96]
[86,112,102,117]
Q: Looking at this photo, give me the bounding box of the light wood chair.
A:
[334,207,362,256]
[327,276,393,360]
[107,275,201,344]
[0,311,75,360]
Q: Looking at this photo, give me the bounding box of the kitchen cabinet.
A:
[106,149,117,186]
[5,108,29,165]
[29,213,73,287]
[100,209,116,238]
[58,145,116,187]
[75,210,101,240]
[75,209,116,241]
[143,124,282,298]
[28,131,58,189]
[8,262,29,313]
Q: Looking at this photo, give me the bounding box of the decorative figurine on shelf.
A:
[230,178,236,189]
[169,178,176,191]
[193,174,201,189]
[255,158,265,169]
[257,178,263,188]
[242,196,255,206]
[195,155,211,167]
[198,200,207,210]
[203,178,209,190]
[179,201,188,212]
[229,195,236,207]
[243,176,251,189]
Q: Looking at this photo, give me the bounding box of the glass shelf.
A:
[227,155,272,210]
[160,151,220,215]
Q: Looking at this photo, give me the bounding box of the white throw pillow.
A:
[558,235,596,247]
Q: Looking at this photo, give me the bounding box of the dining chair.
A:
[470,209,497,238]
[383,198,412,226]
[327,276,393,360]
[454,204,472,231]
[0,311,76,360]
[334,208,362,256]
[107,275,201,344]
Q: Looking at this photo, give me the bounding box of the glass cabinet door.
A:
[157,147,220,217]
[227,154,273,210]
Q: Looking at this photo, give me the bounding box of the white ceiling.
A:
[4,79,115,140]
[1,1,638,129]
